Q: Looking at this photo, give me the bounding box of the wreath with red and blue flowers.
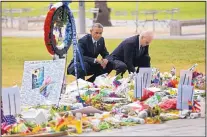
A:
[44,1,85,78]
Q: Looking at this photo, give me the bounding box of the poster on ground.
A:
[20,59,66,106]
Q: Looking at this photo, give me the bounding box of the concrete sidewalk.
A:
[80,118,205,136]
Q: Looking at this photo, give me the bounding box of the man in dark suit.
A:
[67,23,110,82]
[107,31,154,76]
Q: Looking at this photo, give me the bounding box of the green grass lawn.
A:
[2,1,205,20]
[2,37,205,87]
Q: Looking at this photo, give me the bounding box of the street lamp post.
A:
[79,0,86,34]
[135,2,138,33]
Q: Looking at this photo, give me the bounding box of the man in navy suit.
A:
[67,23,111,82]
[107,31,154,76]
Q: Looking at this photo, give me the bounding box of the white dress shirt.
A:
[139,35,142,50]
[92,37,97,46]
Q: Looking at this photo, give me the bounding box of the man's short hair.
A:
[140,30,154,39]
[91,23,103,29]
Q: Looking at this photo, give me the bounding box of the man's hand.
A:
[95,59,103,64]
[95,59,108,69]
[101,59,108,69]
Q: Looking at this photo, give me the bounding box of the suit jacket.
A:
[110,35,149,73]
[71,34,109,65]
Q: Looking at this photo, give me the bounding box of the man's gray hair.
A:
[92,23,103,29]
[140,30,154,39]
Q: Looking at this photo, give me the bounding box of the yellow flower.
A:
[32,125,41,133]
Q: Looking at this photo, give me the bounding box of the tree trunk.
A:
[94,1,112,26]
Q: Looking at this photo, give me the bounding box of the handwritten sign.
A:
[176,70,194,110]
[2,86,21,115]
[134,68,152,99]
[139,68,152,88]
[179,70,192,85]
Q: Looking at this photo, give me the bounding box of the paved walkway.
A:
[2,18,205,40]
[80,118,206,136]
[2,27,205,40]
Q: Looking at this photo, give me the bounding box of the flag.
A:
[188,100,201,112]
[4,115,16,125]
[193,100,201,112]
[188,100,194,111]
[1,101,16,125]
